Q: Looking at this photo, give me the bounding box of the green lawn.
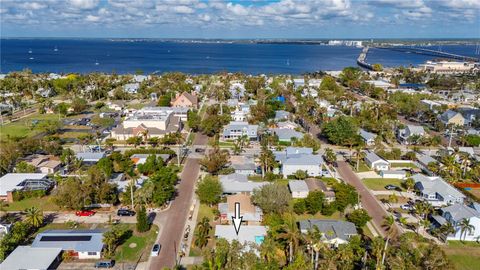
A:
[350,160,371,172]
[0,113,60,139]
[363,178,405,191]
[295,211,342,221]
[443,241,480,270]
[115,224,159,262]
[390,162,418,169]
[4,196,60,211]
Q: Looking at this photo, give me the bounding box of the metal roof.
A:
[0,173,48,196]
[32,229,105,252]
[0,246,62,270]
[288,180,309,192]
[441,203,480,222]
[215,225,267,244]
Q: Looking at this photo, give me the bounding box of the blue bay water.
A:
[0,39,477,74]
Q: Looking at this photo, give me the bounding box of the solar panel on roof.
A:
[40,235,92,242]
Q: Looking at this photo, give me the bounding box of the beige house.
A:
[22,155,61,174]
[440,110,466,126]
[171,92,198,109]
[218,193,263,225]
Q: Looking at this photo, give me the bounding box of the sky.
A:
[1,0,479,39]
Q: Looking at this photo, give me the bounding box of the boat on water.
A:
[54,46,58,52]
[95,60,99,65]
[286,59,290,66]
[29,57,34,60]
[28,49,32,54]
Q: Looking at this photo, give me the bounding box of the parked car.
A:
[75,210,95,217]
[195,148,205,153]
[384,185,401,191]
[400,204,413,211]
[151,244,161,256]
[94,260,115,268]
[117,209,136,216]
[184,225,191,240]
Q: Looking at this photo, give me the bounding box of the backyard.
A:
[442,241,480,270]
[115,224,159,262]
[189,203,216,257]
[3,196,60,211]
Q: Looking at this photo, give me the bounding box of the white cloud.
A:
[173,5,195,14]
[85,14,100,22]
[68,0,99,10]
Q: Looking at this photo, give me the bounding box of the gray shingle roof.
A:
[412,174,465,201]
[271,128,304,141]
[406,125,425,135]
[219,174,267,194]
[441,203,480,222]
[299,219,358,241]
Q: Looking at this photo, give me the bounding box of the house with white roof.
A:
[274,148,324,177]
[215,225,267,246]
[221,121,259,141]
[431,203,480,241]
[32,229,105,259]
[365,80,394,90]
[219,174,267,194]
[413,174,465,207]
[0,246,62,270]
[397,125,427,144]
[288,180,309,198]
[0,173,52,202]
[364,151,390,171]
[123,83,140,94]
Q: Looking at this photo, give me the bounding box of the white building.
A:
[419,61,478,74]
[288,180,309,198]
[413,174,465,207]
[433,204,480,241]
[364,151,390,171]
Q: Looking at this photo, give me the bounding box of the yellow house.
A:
[440,110,465,126]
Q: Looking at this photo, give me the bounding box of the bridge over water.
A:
[356,46,479,70]
[375,46,479,62]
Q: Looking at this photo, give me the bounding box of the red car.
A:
[75,210,95,217]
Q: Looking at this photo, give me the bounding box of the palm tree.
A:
[381,215,396,268]
[404,177,415,193]
[323,148,336,165]
[24,206,43,227]
[459,218,475,242]
[194,217,211,248]
[440,222,455,242]
[355,147,366,172]
[277,213,301,264]
[260,236,281,266]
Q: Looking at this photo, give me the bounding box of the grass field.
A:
[443,241,480,270]
[0,113,60,139]
[4,196,60,211]
[363,178,404,191]
[115,224,159,262]
[390,162,418,169]
[294,211,342,221]
[466,188,480,201]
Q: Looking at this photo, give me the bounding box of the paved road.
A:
[148,133,208,270]
[336,161,402,237]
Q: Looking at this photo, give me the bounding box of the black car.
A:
[195,148,205,153]
[117,209,136,216]
[95,260,115,268]
[384,184,401,191]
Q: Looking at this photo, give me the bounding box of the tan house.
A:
[22,154,61,174]
[171,92,198,109]
[440,110,466,126]
[218,193,263,225]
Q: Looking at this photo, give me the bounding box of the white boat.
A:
[95,60,99,65]
[28,49,32,54]
[54,46,58,52]
[29,57,34,60]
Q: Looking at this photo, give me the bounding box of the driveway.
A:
[336,161,402,237]
[148,133,208,270]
